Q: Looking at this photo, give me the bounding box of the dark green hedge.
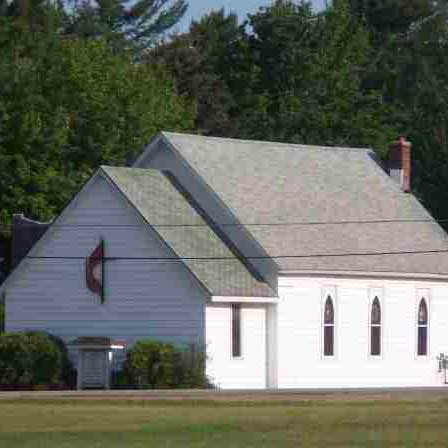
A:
[118,340,208,389]
[0,331,75,389]
[0,303,4,334]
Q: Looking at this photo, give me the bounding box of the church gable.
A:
[4,170,207,346]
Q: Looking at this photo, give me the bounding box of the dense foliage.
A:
[153,3,397,151]
[0,0,187,53]
[149,10,243,135]
[0,331,75,389]
[0,29,194,225]
[0,302,4,333]
[120,340,208,389]
[65,0,188,54]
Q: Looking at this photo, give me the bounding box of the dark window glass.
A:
[371,326,381,356]
[417,298,428,356]
[324,326,334,356]
[418,299,428,325]
[324,296,334,356]
[370,297,381,356]
[324,296,334,324]
[232,304,241,358]
[418,326,428,356]
[371,297,381,325]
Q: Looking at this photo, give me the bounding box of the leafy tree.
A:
[0,0,187,53]
[349,0,433,35]
[149,9,242,135]
[0,0,64,33]
[151,1,397,152]
[348,0,448,221]
[0,29,194,225]
[233,1,397,153]
[391,2,448,219]
[65,0,188,52]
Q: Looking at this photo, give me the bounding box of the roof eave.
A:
[279,269,448,283]
[211,295,278,303]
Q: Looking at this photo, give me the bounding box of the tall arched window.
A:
[417,298,428,356]
[323,295,334,356]
[370,297,381,356]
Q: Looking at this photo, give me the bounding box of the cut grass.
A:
[0,396,447,447]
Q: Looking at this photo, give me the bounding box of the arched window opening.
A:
[323,295,334,356]
[417,298,428,356]
[370,297,381,356]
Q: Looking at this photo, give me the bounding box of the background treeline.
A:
[1,0,448,273]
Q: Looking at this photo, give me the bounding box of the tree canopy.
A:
[65,0,188,52]
[153,2,397,152]
[0,28,194,224]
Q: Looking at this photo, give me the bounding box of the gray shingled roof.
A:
[162,132,448,276]
[102,166,275,297]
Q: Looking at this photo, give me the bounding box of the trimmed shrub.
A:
[0,331,74,389]
[111,369,129,389]
[0,303,4,334]
[119,340,209,389]
[47,334,77,389]
[176,344,209,388]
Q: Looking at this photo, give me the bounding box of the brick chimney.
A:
[389,136,411,193]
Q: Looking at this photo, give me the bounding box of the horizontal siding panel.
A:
[9,321,203,332]
[9,317,203,326]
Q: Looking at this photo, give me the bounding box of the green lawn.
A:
[0,396,447,447]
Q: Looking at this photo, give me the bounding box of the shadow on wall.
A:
[11,214,50,269]
[0,234,10,284]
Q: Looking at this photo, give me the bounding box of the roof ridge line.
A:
[161,131,372,152]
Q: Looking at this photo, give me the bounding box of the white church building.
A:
[2,132,448,389]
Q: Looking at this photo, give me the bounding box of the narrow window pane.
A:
[371,326,381,356]
[323,295,335,356]
[370,298,381,356]
[417,298,428,356]
[418,326,427,356]
[324,326,334,356]
[371,297,381,325]
[418,299,428,325]
[324,296,334,324]
[232,304,241,358]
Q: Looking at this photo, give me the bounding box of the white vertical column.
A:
[104,351,111,390]
[266,303,278,388]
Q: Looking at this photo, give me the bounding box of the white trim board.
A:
[279,270,448,282]
[211,296,278,304]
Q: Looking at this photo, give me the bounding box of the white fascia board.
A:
[279,270,448,282]
[211,296,278,304]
